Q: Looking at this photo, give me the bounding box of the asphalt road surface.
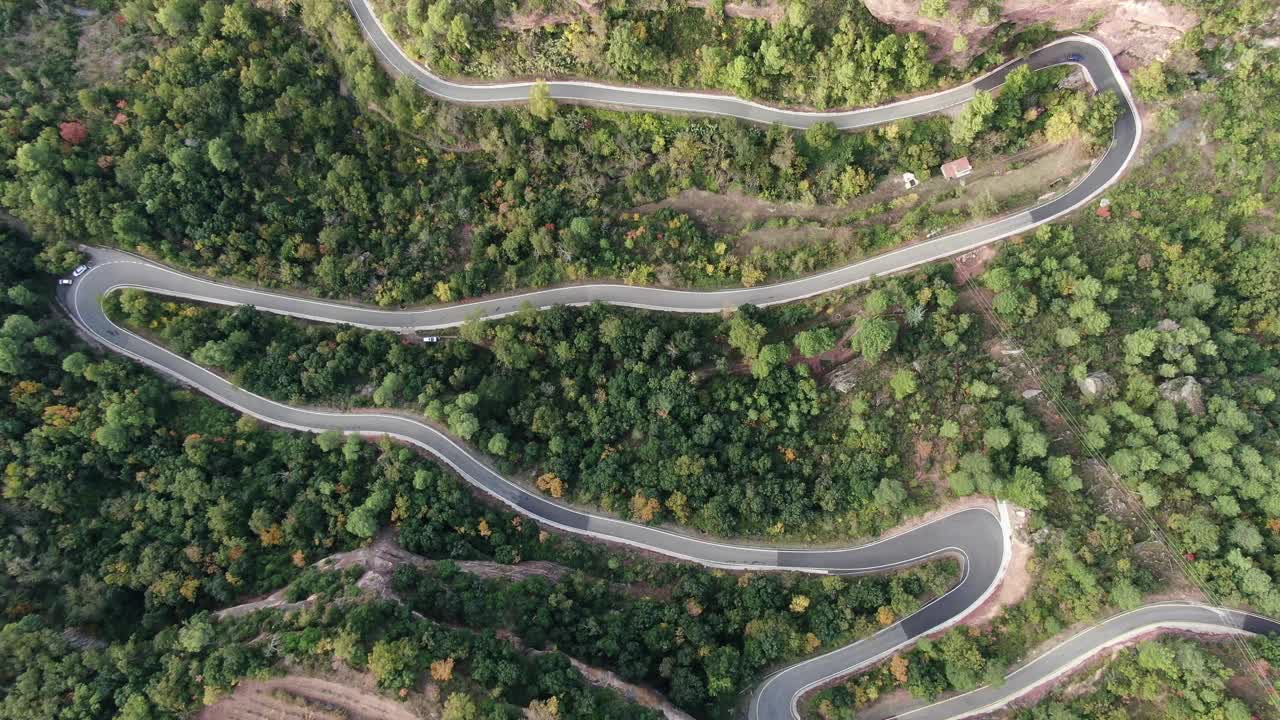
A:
[57,19,1280,720]
[65,249,1010,720]
[63,252,1280,718]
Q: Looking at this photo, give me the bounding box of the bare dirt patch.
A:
[688,0,784,22]
[1225,656,1277,712]
[951,244,998,285]
[323,529,571,588]
[209,527,691,717]
[208,531,690,720]
[634,141,1089,257]
[76,13,149,86]
[956,285,996,318]
[633,189,853,235]
[499,631,698,720]
[931,140,1091,216]
[911,437,951,499]
[199,675,426,720]
[497,0,600,30]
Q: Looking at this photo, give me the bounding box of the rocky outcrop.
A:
[860,0,1197,69]
[1159,376,1205,415]
[491,0,1196,69]
[1077,371,1116,400]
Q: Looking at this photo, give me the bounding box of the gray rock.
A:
[1077,371,1116,400]
[1159,376,1205,415]
[1021,388,1042,399]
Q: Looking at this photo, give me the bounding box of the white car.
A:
[72,264,89,277]
[58,279,73,286]
[422,336,441,343]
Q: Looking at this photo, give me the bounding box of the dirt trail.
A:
[210,532,691,719]
[215,531,570,619]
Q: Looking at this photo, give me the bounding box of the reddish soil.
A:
[911,437,952,500]
[951,244,998,285]
[861,0,1197,70]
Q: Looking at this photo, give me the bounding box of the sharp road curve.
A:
[60,11,1280,719]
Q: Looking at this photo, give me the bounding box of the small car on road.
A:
[58,279,73,286]
[72,264,89,277]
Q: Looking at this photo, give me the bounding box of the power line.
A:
[962,276,1280,713]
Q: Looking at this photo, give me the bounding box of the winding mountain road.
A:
[57,12,1280,720]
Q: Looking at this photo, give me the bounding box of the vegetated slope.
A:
[0,224,962,719]
[815,42,1280,720]
[861,0,1198,69]
[5,0,1112,307]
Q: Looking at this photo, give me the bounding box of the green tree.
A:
[373,372,404,406]
[854,317,898,363]
[316,430,344,452]
[61,352,90,377]
[207,137,237,172]
[529,82,556,120]
[1109,578,1141,610]
[369,638,419,689]
[156,0,200,36]
[487,432,509,456]
[728,313,768,359]
[921,0,949,19]
[112,209,150,246]
[6,285,37,307]
[983,426,1011,450]
[177,614,214,653]
[442,692,478,720]
[1133,62,1170,101]
[2,314,37,339]
[890,369,918,400]
[950,90,995,147]
[793,327,837,357]
[752,343,791,379]
[835,166,874,203]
